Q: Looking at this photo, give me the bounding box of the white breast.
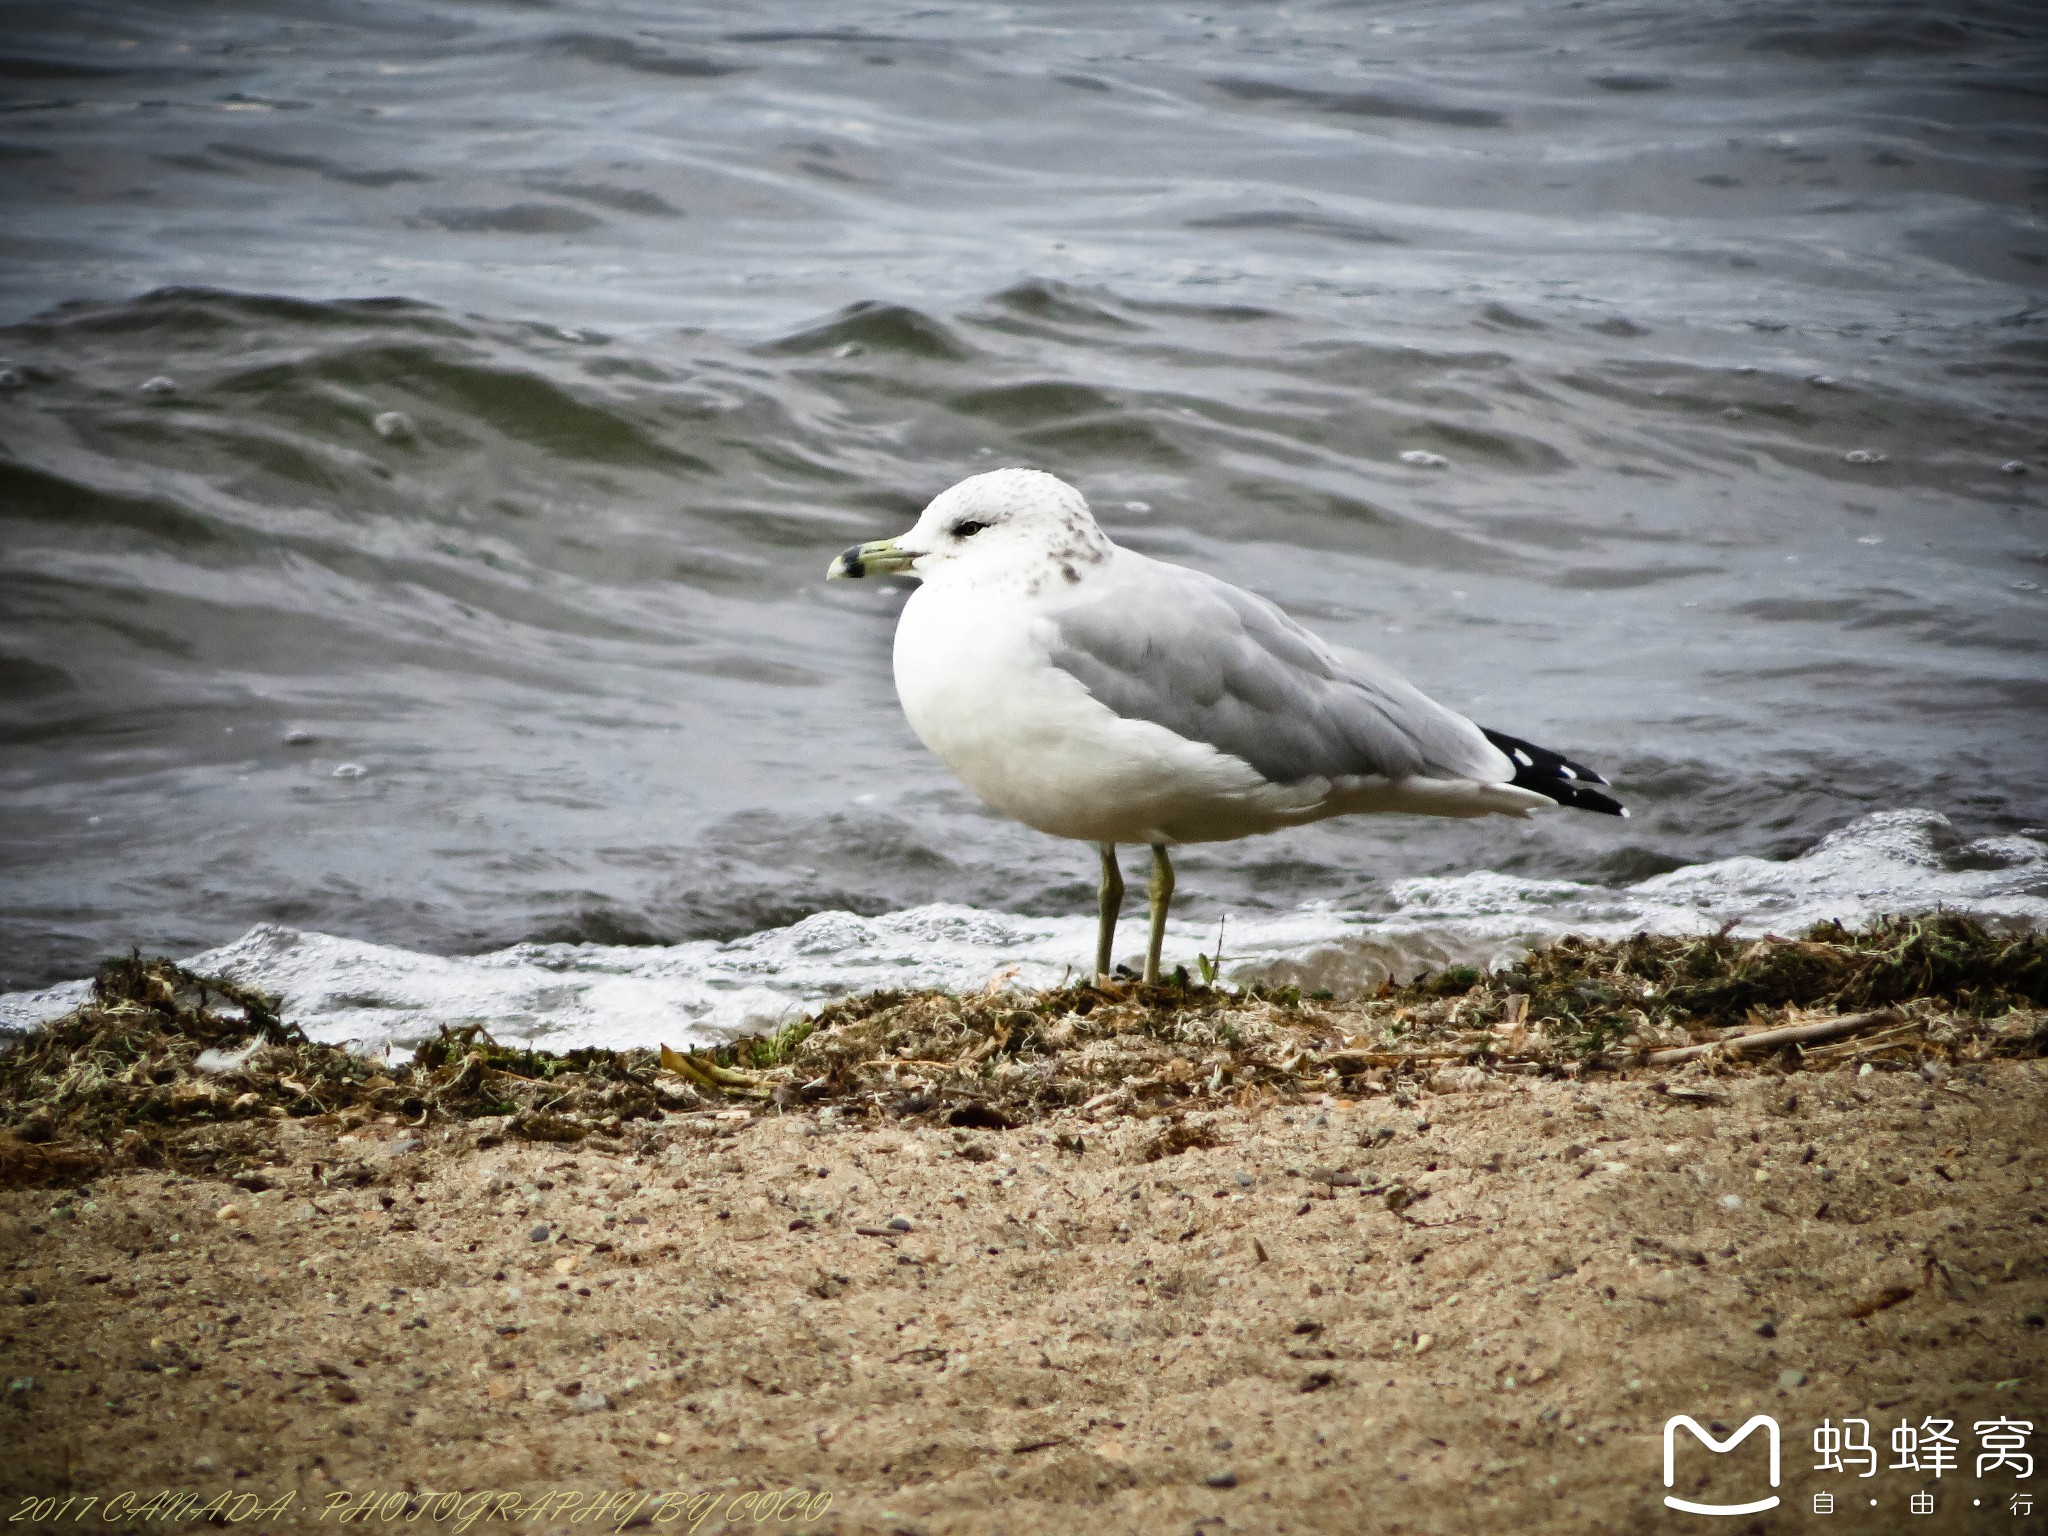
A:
[890,579,1319,845]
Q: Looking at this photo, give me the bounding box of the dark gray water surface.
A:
[3,1,2045,991]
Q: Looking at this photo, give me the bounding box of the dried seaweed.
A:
[1,916,2040,1188]
[0,956,673,1186]
[1449,912,2048,1056]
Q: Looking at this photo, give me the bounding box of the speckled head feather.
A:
[898,468,1114,595]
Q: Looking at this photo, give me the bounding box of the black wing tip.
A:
[1482,727,1627,818]
[1551,781,1629,817]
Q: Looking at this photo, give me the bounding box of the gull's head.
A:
[827,468,1113,589]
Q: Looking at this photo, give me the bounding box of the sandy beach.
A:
[4,990,2044,1534]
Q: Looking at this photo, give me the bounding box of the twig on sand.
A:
[1643,1010,1899,1067]
[659,1044,771,1097]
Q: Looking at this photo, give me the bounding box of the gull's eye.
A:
[951,520,990,540]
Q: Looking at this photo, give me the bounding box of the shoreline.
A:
[2,922,2044,1533]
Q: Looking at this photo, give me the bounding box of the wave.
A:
[5,810,2040,1056]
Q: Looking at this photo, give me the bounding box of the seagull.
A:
[828,468,1624,985]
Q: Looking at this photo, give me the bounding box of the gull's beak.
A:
[827,537,919,580]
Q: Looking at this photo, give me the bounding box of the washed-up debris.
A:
[741,913,2041,1122]
[1645,1009,1896,1065]
[1473,913,2045,1047]
[193,1039,264,1074]
[1,916,2041,1186]
[0,955,674,1184]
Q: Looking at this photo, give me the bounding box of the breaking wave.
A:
[5,810,2041,1056]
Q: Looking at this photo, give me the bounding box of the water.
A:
[6,806,2045,1050]
[3,2,2045,1041]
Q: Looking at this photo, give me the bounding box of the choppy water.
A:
[3,2,2046,1042]
[6,806,2046,1051]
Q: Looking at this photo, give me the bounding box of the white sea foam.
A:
[3,810,2041,1055]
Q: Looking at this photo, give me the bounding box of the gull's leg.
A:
[1144,843,1175,985]
[1095,843,1124,982]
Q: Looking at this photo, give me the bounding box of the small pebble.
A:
[1807,373,1837,387]
[1778,1368,1807,1389]
[1843,449,1887,464]
[1754,1320,1777,1338]
[387,1138,421,1155]
[215,1204,242,1222]
[2001,460,2027,475]
[332,763,368,779]
[140,375,178,395]
[1719,1194,1743,1210]
[1123,500,1151,512]
[6,1377,34,1394]
[1721,406,1743,418]
[1399,449,1449,468]
[372,410,416,441]
[573,1392,610,1414]
[284,729,316,745]
[529,1224,551,1243]
[653,1431,674,1446]
[886,1215,913,1232]
[1204,1470,1239,1489]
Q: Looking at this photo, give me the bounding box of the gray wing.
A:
[1039,557,1510,786]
